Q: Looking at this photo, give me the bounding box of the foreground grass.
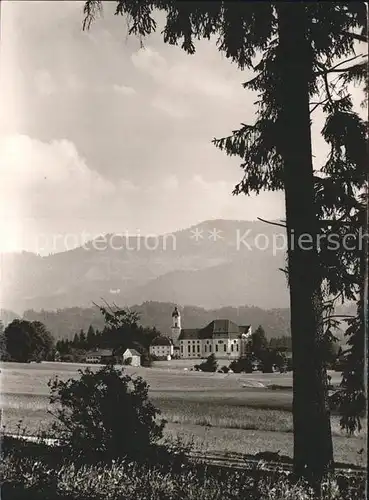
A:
[164,423,367,468]
[157,398,366,437]
[1,451,366,500]
[4,394,366,437]
[2,399,367,468]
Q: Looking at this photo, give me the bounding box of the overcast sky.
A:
[0,1,364,254]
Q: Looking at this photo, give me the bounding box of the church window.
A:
[215,345,218,352]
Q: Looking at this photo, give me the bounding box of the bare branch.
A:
[257,217,286,229]
[340,31,368,44]
[314,54,366,76]
[310,98,329,114]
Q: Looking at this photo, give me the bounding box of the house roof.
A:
[86,349,113,357]
[151,336,173,346]
[124,348,141,357]
[178,320,251,341]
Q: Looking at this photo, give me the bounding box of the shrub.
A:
[259,350,275,373]
[198,354,218,372]
[124,357,132,365]
[229,357,253,373]
[141,352,153,367]
[48,364,166,462]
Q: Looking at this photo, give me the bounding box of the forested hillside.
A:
[21,301,291,341]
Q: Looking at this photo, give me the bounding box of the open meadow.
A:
[0,361,366,467]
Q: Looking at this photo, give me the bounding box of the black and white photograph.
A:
[0,1,368,498]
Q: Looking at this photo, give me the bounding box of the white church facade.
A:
[178,318,252,360]
[150,306,252,361]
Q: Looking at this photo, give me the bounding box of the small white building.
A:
[123,348,141,367]
[150,336,174,360]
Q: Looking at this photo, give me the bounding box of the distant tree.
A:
[57,339,72,355]
[269,336,292,352]
[271,349,288,373]
[96,303,159,361]
[251,326,268,360]
[48,365,166,461]
[256,349,273,373]
[140,352,153,368]
[4,319,53,362]
[0,320,7,361]
[229,357,253,374]
[5,320,33,362]
[199,354,218,373]
[72,333,79,347]
[87,325,96,348]
[79,329,87,349]
[31,321,54,361]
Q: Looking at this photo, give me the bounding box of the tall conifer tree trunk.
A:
[276,4,333,482]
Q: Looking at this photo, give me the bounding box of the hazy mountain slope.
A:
[1,219,291,312]
[0,309,20,327]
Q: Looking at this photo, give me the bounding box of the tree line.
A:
[0,306,160,365]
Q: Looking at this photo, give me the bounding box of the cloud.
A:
[34,70,58,96]
[0,135,285,254]
[0,134,115,251]
[131,46,242,100]
[131,47,167,75]
[151,97,192,118]
[112,84,136,95]
[65,74,85,92]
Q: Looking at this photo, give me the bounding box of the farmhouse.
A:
[179,319,252,360]
[150,336,174,360]
[123,348,141,367]
[85,349,115,364]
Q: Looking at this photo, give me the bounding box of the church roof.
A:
[178,328,202,340]
[178,320,251,341]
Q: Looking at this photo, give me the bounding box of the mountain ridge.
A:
[0,219,308,313]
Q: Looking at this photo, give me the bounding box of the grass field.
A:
[0,361,366,467]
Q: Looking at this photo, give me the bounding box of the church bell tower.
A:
[171,306,181,345]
